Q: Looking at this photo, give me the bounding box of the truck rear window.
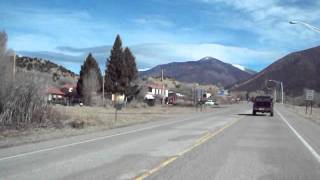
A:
[255,102,271,107]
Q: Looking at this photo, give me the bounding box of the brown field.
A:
[0,104,221,148]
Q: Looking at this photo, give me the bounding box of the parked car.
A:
[205,100,216,106]
[253,96,273,116]
[144,93,156,106]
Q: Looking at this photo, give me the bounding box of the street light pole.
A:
[268,80,284,104]
[274,89,277,103]
[289,20,320,33]
[102,72,105,106]
[280,82,284,104]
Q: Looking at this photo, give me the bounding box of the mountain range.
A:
[229,46,320,97]
[140,57,256,87]
[17,45,320,98]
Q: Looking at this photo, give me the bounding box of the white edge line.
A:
[276,109,320,163]
[0,118,188,161]
[0,108,233,161]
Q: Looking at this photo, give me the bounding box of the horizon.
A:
[1,0,320,73]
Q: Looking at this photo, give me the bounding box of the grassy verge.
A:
[284,104,320,124]
[0,105,221,148]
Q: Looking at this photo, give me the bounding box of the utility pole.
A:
[281,82,284,104]
[161,68,165,104]
[274,89,277,103]
[102,73,105,106]
[12,51,16,81]
[268,80,284,104]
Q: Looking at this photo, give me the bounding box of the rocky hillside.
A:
[230,46,320,97]
[140,57,254,87]
[16,56,78,82]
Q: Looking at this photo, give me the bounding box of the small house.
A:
[47,83,79,105]
[145,83,168,97]
[47,87,66,104]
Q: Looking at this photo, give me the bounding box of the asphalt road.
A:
[0,103,320,180]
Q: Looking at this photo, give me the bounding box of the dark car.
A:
[253,96,274,116]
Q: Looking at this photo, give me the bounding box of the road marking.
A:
[0,117,200,162]
[135,156,178,180]
[0,109,233,162]
[134,117,242,180]
[276,109,320,163]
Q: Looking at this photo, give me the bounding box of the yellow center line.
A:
[134,117,244,180]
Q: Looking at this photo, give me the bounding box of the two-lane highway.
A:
[149,104,320,180]
[0,103,319,180]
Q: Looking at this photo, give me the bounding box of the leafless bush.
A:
[69,120,85,129]
[0,74,67,129]
[0,31,12,113]
[126,99,147,108]
[172,99,194,107]
[286,91,320,107]
[0,32,66,129]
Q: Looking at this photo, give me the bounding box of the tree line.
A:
[77,35,138,105]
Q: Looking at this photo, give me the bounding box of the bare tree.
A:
[77,53,102,106]
[0,32,61,129]
[0,31,12,113]
[82,69,101,105]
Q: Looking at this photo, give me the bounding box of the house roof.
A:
[62,83,77,89]
[47,87,65,96]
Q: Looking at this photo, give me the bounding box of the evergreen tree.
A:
[105,35,140,101]
[123,47,139,100]
[123,47,138,81]
[105,35,127,94]
[77,53,102,105]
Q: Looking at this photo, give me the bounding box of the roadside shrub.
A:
[127,99,147,108]
[0,78,66,129]
[0,32,68,130]
[69,120,85,129]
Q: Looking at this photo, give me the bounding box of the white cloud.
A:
[2,6,118,51]
[130,42,282,70]
[9,34,56,51]
[22,42,281,72]
[131,16,174,28]
[199,0,320,48]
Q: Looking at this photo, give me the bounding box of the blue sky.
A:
[1,0,320,73]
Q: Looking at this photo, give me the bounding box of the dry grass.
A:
[54,105,200,128]
[285,104,320,124]
[0,104,221,148]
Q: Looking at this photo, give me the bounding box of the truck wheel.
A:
[270,112,274,117]
[253,111,256,115]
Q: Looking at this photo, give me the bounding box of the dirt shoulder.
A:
[0,105,223,148]
[284,104,320,124]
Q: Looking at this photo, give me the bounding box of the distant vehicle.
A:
[253,96,273,116]
[205,100,216,106]
[144,93,155,106]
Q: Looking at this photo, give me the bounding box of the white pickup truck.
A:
[204,100,216,106]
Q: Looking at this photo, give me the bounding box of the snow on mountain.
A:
[232,64,246,71]
[139,68,151,72]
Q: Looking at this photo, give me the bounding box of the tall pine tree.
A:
[105,35,139,101]
[123,47,139,100]
[77,53,102,105]
[105,35,126,94]
[123,47,138,82]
